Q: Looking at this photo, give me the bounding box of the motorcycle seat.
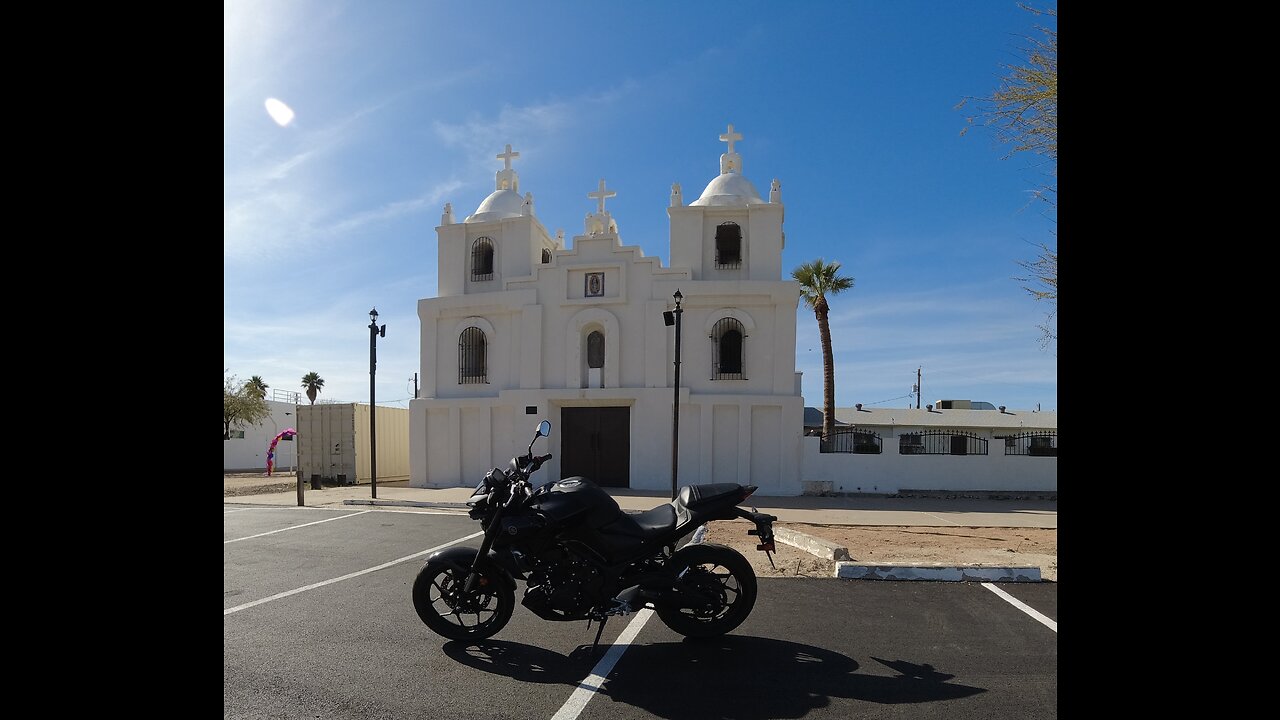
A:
[598,502,678,548]
[677,483,743,510]
[629,503,677,534]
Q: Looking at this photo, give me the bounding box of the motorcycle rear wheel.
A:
[656,542,757,638]
[412,559,514,641]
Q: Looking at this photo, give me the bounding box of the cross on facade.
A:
[497,144,520,171]
[588,178,616,214]
[719,123,742,154]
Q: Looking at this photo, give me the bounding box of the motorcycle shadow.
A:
[443,635,985,716]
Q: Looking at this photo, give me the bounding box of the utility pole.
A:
[915,367,921,409]
[412,372,419,399]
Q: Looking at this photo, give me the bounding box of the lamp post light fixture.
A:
[663,289,684,500]
[369,307,386,498]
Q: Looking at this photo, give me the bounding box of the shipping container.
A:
[296,403,409,485]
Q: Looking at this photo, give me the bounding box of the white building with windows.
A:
[410,127,806,495]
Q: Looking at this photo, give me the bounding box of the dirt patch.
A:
[704,520,1057,582]
[223,474,305,497]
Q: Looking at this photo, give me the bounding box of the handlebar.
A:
[526,453,553,474]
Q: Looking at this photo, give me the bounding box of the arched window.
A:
[458,327,487,383]
[711,317,746,379]
[587,331,605,369]
[715,222,742,268]
[541,248,552,264]
[472,237,494,280]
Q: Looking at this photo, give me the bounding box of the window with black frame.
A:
[472,237,494,280]
[458,327,487,383]
[710,317,745,379]
[715,222,742,268]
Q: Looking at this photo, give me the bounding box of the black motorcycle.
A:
[412,420,778,646]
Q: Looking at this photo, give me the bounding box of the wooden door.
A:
[561,407,630,488]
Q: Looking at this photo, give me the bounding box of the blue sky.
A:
[224,0,1057,413]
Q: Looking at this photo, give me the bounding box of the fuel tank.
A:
[528,476,624,530]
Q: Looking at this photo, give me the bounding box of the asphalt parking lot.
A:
[224,505,1057,720]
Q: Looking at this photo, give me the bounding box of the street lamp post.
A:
[369,308,386,498]
[663,289,684,500]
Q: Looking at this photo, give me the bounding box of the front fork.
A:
[463,502,508,593]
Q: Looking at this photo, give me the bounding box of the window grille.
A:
[458,327,487,383]
[472,237,494,280]
[715,222,742,268]
[710,317,746,379]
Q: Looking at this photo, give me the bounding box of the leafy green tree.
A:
[224,370,269,440]
[792,259,855,441]
[959,4,1057,348]
[246,376,269,399]
[301,371,325,405]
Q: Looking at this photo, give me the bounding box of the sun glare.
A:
[264,98,295,127]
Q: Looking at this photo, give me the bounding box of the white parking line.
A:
[982,583,1057,632]
[224,531,484,616]
[550,609,655,720]
[223,508,258,514]
[224,511,371,544]
[923,512,961,526]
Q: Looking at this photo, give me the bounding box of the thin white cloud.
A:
[326,180,464,237]
[794,283,1056,410]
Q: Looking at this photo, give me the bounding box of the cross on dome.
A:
[719,124,743,154]
[497,144,520,171]
[588,178,616,214]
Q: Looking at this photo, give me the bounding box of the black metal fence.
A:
[899,430,988,455]
[820,428,883,454]
[1003,431,1057,456]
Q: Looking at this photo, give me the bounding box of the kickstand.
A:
[765,549,776,570]
[591,616,609,654]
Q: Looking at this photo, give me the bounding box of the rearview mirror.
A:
[536,420,551,438]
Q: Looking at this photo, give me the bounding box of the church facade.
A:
[409,126,806,495]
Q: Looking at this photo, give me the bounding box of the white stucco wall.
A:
[799,434,1057,494]
[223,400,301,473]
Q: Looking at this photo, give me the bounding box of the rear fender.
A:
[426,546,517,590]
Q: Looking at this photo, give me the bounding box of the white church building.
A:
[409,125,807,495]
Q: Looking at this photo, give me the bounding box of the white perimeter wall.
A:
[223,400,301,473]
[799,435,1056,494]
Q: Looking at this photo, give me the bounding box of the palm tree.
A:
[246,376,269,400]
[301,372,325,405]
[792,258,855,442]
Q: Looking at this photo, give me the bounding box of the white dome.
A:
[690,173,766,207]
[465,188,525,223]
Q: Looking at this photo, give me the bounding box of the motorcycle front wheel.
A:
[412,559,514,641]
[656,542,757,638]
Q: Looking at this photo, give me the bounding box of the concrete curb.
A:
[343,499,469,509]
[775,527,850,561]
[834,562,1042,582]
